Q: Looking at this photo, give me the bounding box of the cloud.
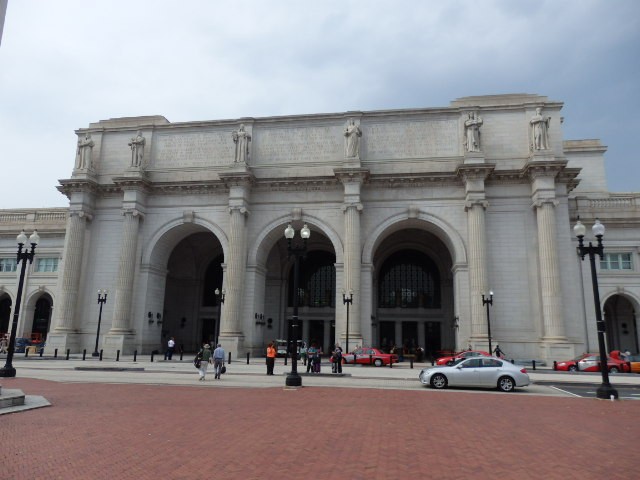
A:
[0,0,639,208]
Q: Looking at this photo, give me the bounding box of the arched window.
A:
[378,250,440,308]
[202,255,224,306]
[288,251,336,308]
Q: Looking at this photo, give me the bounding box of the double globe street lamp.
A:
[482,291,494,356]
[92,290,109,357]
[574,218,618,400]
[0,230,40,378]
[214,288,225,346]
[284,223,310,387]
[342,290,353,354]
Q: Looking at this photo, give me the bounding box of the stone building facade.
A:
[1,94,639,361]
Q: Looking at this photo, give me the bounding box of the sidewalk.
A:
[1,362,639,479]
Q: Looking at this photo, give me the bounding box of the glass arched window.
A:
[378,250,440,308]
[288,251,336,307]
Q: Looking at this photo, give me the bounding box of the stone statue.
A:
[530,107,551,151]
[75,133,95,169]
[344,119,362,158]
[232,124,251,163]
[128,131,146,167]
[463,112,483,153]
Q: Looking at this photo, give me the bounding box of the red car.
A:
[436,350,491,366]
[342,347,398,367]
[555,353,631,373]
[577,354,631,373]
[554,353,593,372]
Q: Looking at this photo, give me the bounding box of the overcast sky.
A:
[1,0,638,209]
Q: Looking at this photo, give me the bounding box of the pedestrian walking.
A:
[164,337,176,360]
[213,343,225,379]
[197,344,212,381]
[0,335,8,354]
[332,345,343,373]
[266,342,276,375]
[494,344,504,358]
[306,343,318,373]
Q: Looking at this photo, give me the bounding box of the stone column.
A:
[52,210,90,332]
[465,199,489,338]
[221,205,248,338]
[110,209,142,333]
[535,199,565,339]
[457,165,493,346]
[343,202,363,345]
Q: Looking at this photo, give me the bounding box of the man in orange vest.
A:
[266,342,277,375]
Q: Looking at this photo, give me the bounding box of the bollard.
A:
[39,347,44,357]
[553,360,557,371]
[431,357,435,366]
[410,357,414,369]
[532,360,536,370]
[66,349,70,360]
[228,352,232,364]
[134,350,138,362]
[284,354,288,366]
[116,350,120,362]
[151,352,154,362]
[510,358,514,364]
[247,352,250,365]
[370,354,373,365]
[354,354,357,365]
[83,350,87,361]
[180,349,184,361]
[25,348,29,358]
[389,357,393,368]
[54,348,58,358]
[99,350,103,361]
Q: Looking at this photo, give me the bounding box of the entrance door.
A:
[402,321,418,351]
[201,318,216,346]
[379,321,394,352]
[424,321,441,358]
[308,320,324,350]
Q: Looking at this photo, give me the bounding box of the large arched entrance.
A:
[160,231,224,352]
[0,294,11,335]
[372,228,454,359]
[604,294,639,353]
[31,294,53,341]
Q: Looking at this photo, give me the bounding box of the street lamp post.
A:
[214,288,225,346]
[0,230,40,378]
[284,223,310,387]
[574,218,618,400]
[482,291,493,355]
[92,290,108,357]
[342,290,353,353]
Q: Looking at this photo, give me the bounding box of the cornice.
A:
[57,178,99,197]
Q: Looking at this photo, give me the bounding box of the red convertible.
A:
[342,347,398,367]
[436,350,491,366]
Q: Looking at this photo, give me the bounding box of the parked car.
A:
[436,350,491,366]
[419,356,530,392]
[275,339,302,359]
[342,347,398,367]
[625,354,640,374]
[554,353,594,372]
[577,354,631,373]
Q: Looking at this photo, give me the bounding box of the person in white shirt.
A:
[165,337,176,360]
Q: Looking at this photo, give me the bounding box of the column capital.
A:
[341,203,363,213]
[456,164,494,183]
[228,205,249,216]
[69,209,93,221]
[121,208,144,219]
[531,198,559,209]
[464,199,489,211]
[334,167,370,184]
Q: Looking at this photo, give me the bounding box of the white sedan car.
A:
[419,356,530,392]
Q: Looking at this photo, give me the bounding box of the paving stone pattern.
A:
[1,378,639,479]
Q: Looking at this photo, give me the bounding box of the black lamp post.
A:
[0,230,39,378]
[482,291,493,356]
[574,218,618,400]
[284,223,310,387]
[342,290,353,353]
[214,287,225,346]
[92,289,108,357]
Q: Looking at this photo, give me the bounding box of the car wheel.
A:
[498,376,515,392]
[430,373,447,389]
[568,365,578,372]
[446,360,454,366]
[374,358,383,367]
[609,366,619,373]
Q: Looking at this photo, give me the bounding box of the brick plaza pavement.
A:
[1,377,639,480]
